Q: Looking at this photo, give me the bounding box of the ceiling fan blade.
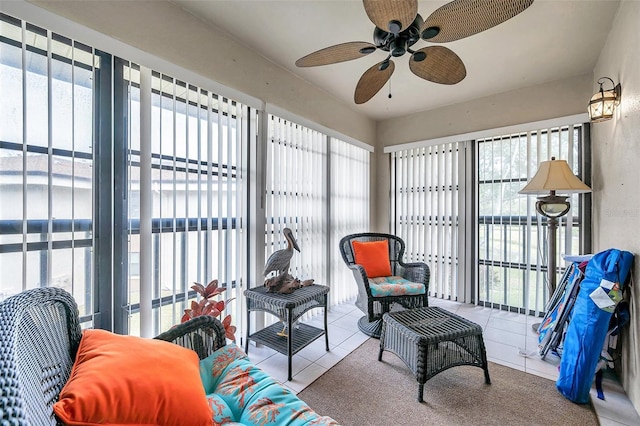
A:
[363,0,418,33]
[421,0,534,43]
[409,46,466,85]
[354,60,395,104]
[295,42,377,67]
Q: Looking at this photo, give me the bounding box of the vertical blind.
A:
[0,11,371,339]
[265,115,326,292]
[264,116,370,319]
[122,63,250,336]
[329,138,370,306]
[0,14,96,322]
[391,142,469,302]
[390,123,587,313]
[477,124,587,314]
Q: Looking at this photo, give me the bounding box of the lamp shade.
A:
[519,159,591,195]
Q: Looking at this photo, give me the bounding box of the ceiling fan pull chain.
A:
[388,78,392,99]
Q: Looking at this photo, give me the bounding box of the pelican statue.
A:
[263,227,302,337]
[263,228,300,277]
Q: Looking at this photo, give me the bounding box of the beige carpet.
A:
[298,339,597,426]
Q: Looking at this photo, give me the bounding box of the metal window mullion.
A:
[217,97,224,281]
[21,20,27,291]
[235,104,249,332]
[488,139,496,304]
[524,132,533,315]
[139,66,153,337]
[535,129,544,307]
[182,85,190,325]
[171,78,178,325]
[206,93,213,283]
[46,29,53,289]
[565,125,575,255]
[70,42,77,297]
[196,91,203,286]
[225,99,233,291]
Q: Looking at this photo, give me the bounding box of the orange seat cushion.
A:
[53,329,212,426]
[352,240,392,278]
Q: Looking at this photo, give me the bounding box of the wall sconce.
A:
[588,77,621,123]
[519,158,591,296]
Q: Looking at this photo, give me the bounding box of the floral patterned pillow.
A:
[199,344,339,425]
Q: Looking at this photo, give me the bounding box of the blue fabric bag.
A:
[556,248,634,403]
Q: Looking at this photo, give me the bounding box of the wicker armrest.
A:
[347,263,371,292]
[398,261,430,289]
[154,316,227,360]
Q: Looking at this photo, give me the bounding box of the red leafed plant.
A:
[181,279,236,342]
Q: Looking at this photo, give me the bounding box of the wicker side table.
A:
[379,306,491,402]
[244,284,329,381]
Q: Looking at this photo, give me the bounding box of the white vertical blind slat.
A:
[267,116,367,313]
[391,142,468,302]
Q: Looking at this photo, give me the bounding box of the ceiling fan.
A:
[295,0,534,104]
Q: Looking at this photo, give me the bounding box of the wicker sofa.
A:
[0,287,337,425]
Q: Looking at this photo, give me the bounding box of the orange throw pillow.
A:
[352,240,392,278]
[53,329,212,426]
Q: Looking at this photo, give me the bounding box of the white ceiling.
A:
[171,0,620,121]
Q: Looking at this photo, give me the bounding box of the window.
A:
[1,11,371,339]
[477,124,589,314]
[264,116,370,311]
[116,63,251,336]
[390,141,471,302]
[265,114,326,287]
[329,137,370,306]
[389,120,590,314]
[0,14,98,325]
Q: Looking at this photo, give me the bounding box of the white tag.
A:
[600,279,615,290]
[590,287,615,311]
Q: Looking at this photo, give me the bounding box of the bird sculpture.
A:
[262,227,306,337]
[263,228,300,277]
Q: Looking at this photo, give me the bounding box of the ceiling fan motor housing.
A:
[373,14,423,57]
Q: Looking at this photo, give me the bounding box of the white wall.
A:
[591,0,640,413]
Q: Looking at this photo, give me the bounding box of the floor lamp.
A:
[519,157,591,301]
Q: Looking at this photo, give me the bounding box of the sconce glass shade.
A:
[519,158,592,196]
[588,78,621,123]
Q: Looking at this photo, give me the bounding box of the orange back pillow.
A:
[352,239,392,278]
[53,329,212,426]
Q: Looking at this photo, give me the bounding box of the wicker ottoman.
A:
[378,307,491,402]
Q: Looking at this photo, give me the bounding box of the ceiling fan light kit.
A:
[295,0,535,104]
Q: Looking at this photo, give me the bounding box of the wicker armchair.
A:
[0,287,226,425]
[339,233,430,338]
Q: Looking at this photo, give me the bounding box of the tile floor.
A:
[244,297,640,425]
